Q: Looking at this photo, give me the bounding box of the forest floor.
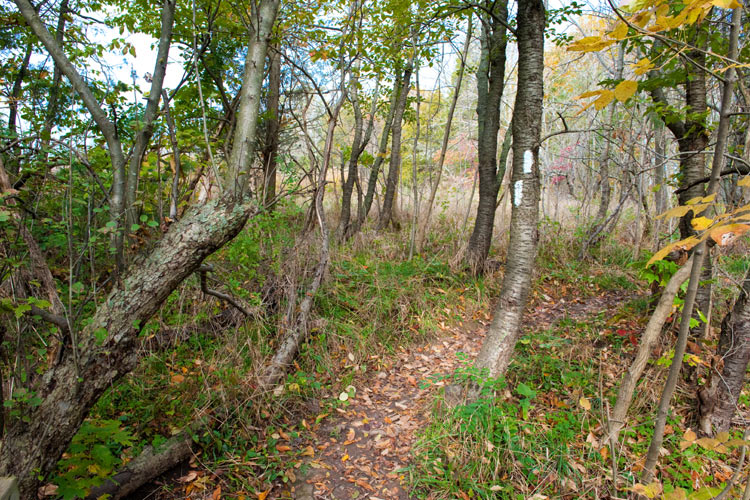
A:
[286,289,634,500]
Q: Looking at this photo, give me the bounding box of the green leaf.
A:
[516,382,537,399]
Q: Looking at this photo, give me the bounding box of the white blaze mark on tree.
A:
[514,180,523,206]
[523,150,533,174]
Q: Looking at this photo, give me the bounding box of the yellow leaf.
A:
[646,237,701,267]
[171,374,185,384]
[610,22,628,40]
[711,0,741,8]
[614,80,638,102]
[257,488,271,500]
[664,487,687,500]
[632,57,655,76]
[577,90,605,99]
[630,481,663,498]
[579,397,591,411]
[568,36,616,52]
[658,205,693,219]
[716,431,730,442]
[594,90,615,110]
[341,454,349,462]
[684,429,697,442]
[301,445,315,457]
[710,224,750,246]
[691,216,713,230]
[687,193,716,205]
[738,175,750,187]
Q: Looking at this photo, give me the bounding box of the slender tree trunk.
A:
[417,18,472,251]
[466,0,509,272]
[339,74,376,238]
[125,0,177,229]
[473,0,545,378]
[378,64,413,230]
[654,122,666,247]
[40,0,70,149]
[6,43,32,175]
[262,47,281,209]
[162,91,182,220]
[356,74,401,231]
[642,6,740,480]
[408,68,421,258]
[607,258,693,445]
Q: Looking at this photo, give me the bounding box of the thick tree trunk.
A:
[378,65,413,230]
[699,274,750,434]
[0,198,255,495]
[473,0,545,378]
[262,48,281,209]
[2,0,280,493]
[466,0,508,272]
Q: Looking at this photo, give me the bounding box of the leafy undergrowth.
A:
[408,235,750,499]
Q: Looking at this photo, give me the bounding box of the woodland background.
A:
[1,0,750,498]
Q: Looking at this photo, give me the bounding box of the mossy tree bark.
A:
[1,0,280,494]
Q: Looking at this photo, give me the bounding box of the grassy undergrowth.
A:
[408,232,750,499]
[51,204,501,497]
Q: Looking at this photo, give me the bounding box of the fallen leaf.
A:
[579,397,591,411]
[257,488,271,500]
[177,470,198,483]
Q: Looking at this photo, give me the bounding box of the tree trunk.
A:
[2,0,280,493]
[607,258,692,445]
[378,64,413,230]
[473,0,545,378]
[417,18,472,251]
[466,0,509,272]
[40,0,70,149]
[642,6,740,480]
[125,0,177,229]
[262,47,281,209]
[699,273,750,434]
[339,74,376,239]
[356,74,401,231]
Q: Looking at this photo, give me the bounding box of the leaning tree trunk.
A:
[378,64,413,230]
[642,6,740,480]
[466,0,509,272]
[0,198,255,495]
[473,0,544,378]
[699,272,750,433]
[1,0,280,494]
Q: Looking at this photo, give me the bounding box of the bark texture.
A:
[473,0,545,378]
[262,48,282,209]
[699,273,750,433]
[378,65,412,230]
[0,199,255,495]
[466,0,508,271]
